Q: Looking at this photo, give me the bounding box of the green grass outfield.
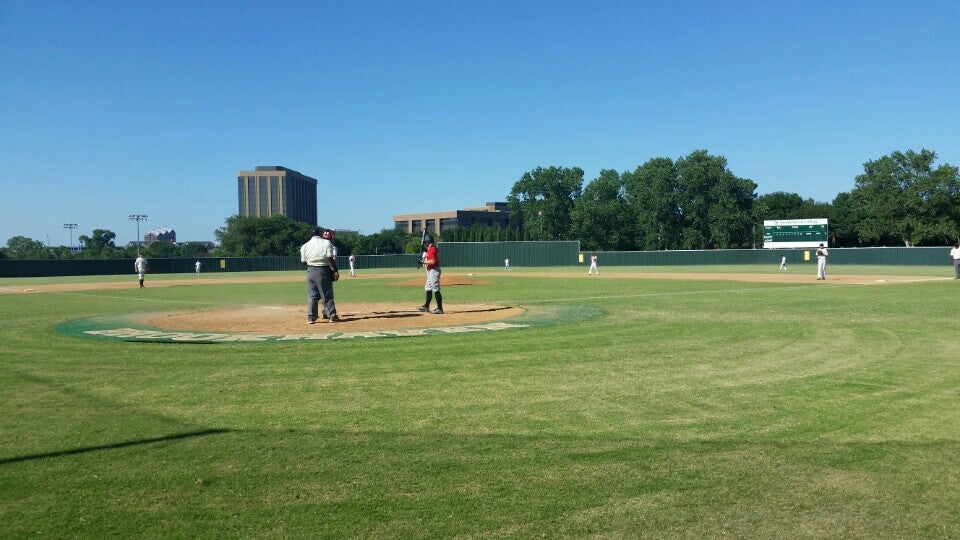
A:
[2,265,959,537]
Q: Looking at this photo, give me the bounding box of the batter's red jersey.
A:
[425,244,439,270]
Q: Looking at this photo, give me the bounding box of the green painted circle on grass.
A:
[56,303,601,344]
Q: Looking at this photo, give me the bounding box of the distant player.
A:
[950,243,960,279]
[816,243,828,280]
[348,253,356,277]
[195,260,201,277]
[504,258,510,271]
[588,253,599,275]
[134,254,148,289]
[779,256,787,271]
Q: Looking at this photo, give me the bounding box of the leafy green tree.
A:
[828,192,865,247]
[754,192,807,221]
[354,228,412,255]
[77,229,118,258]
[675,150,757,249]
[507,166,584,240]
[6,236,50,259]
[214,215,313,256]
[146,241,178,258]
[623,158,684,250]
[850,149,960,246]
[404,236,424,255]
[178,242,212,258]
[571,169,633,251]
[48,246,73,259]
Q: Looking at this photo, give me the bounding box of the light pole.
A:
[128,214,148,255]
[62,223,78,252]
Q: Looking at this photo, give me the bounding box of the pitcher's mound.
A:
[146,302,524,333]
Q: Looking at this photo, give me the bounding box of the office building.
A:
[236,166,317,225]
[144,227,176,246]
[393,202,514,235]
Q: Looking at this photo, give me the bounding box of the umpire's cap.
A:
[309,227,321,237]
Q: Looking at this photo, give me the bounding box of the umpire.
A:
[300,228,340,324]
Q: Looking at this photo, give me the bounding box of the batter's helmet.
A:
[321,229,335,240]
[423,235,434,244]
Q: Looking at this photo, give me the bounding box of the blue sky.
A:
[2,0,957,246]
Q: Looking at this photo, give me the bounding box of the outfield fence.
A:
[0,245,954,277]
[581,246,954,267]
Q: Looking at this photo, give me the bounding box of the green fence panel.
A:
[578,247,954,267]
[351,254,420,270]
[439,241,581,267]
[0,254,423,278]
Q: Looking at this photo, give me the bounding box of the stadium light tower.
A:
[128,214,148,255]
[62,223,78,252]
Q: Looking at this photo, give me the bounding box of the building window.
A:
[246,177,256,216]
[258,177,268,215]
[395,221,409,231]
[440,218,457,231]
[237,177,245,214]
[270,176,280,215]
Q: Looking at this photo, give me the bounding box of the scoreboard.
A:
[763,219,828,249]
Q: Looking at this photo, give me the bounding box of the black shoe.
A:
[328,315,341,322]
[307,318,316,325]
[430,308,443,314]
[416,305,428,312]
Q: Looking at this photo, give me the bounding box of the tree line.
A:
[507,148,960,251]
[4,148,958,260]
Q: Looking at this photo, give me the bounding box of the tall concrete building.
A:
[236,166,317,225]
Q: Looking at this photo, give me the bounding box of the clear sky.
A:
[1,0,957,247]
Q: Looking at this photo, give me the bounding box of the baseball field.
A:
[2,265,959,537]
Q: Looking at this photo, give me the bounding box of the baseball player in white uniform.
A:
[950,243,960,279]
[348,254,356,276]
[588,253,599,275]
[779,256,787,271]
[134,255,148,288]
[195,260,201,277]
[816,243,828,280]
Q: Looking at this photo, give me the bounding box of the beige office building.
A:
[236,166,317,225]
[394,202,514,235]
